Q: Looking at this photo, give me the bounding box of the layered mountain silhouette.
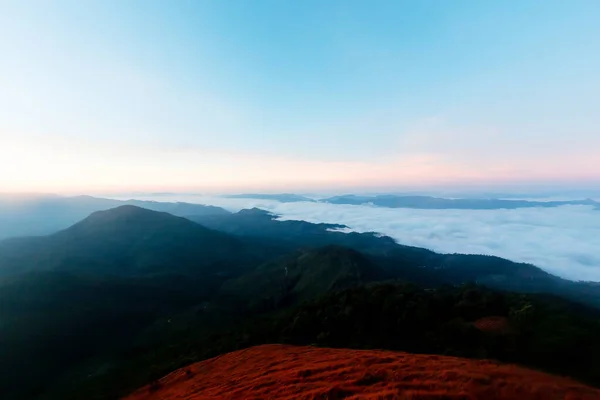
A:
[1,204,600,399]
[0,194,228,240]
[189,207,426,256]
[220,192,600,209]
[0,206,268,399]
[222,193,316,202]
[0,205,255,278]
[189,207,600,309]
[325,194,600,209]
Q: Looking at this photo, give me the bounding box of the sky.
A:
[1,0,599,193]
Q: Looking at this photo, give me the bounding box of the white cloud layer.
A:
[120,195,600,282]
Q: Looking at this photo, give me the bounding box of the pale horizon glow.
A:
[1,1,599,193]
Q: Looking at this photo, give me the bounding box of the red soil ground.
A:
[124,344,600,400]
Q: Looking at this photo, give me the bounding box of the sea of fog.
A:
[110,194,600,282]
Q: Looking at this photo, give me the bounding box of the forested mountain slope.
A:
[0,205,257,278]
[1,205,599,399]
[189,207,600,309]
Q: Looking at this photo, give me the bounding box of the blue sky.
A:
[1,0,599,193]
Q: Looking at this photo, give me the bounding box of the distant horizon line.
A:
[3,184,600,200]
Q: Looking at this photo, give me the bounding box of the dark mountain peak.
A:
[0,205,252,278]
[91,204,154,216]
[91,204,163,218]
[0,195,231,241]
[70,205,180,231]
[296,245,378,281]
[236,207,277,218]
[219,245,384,311]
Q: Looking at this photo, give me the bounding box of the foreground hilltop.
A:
[124,344,600,400]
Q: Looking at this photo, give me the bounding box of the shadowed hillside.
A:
[0,206,274,399]
[0,205,255,278]
[0,271,205,399]
[54,282,600,400]
[219,245,386,311]
[189,207,600,309]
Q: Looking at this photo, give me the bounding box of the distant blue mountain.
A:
[219,192,599,210]
[222,193,316,203]
[323,194,599,210]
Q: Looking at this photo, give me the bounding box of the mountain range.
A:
[189,207,600,308]
[3,193,597,242]
[0,205,256,279]
[1,203,600,399]
[324,194,600,209]
[0,194,228,240]
[222,193,316,202]
[221,192,599,209]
